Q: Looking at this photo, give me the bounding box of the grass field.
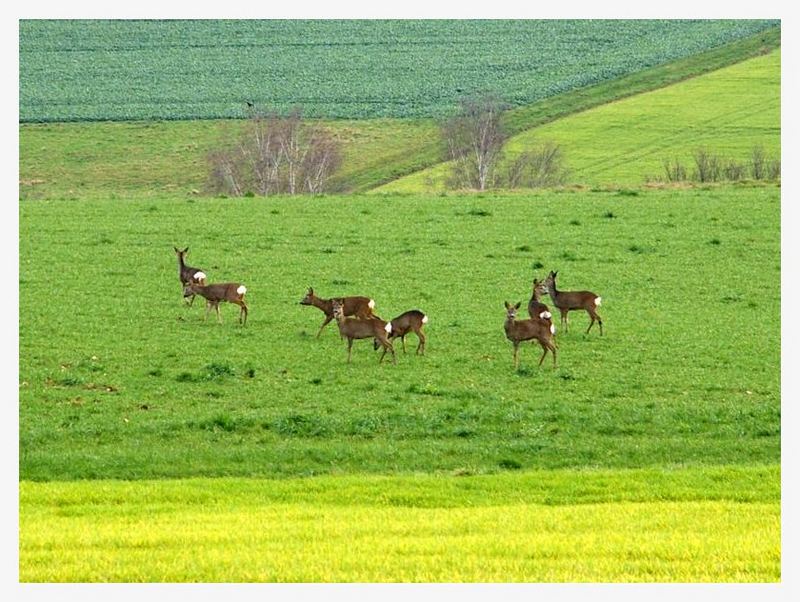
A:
[17,20,782,583]
[19,187,780,481]
[378,49,780,192]
[19,465,779,582]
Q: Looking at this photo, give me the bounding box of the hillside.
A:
[377,48,780,192]
[18,27,781,199]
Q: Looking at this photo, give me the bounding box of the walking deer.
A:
[183,282,248,326]
[174,246,207,306]
[332,300,396,364]
[299,287,376,338]
[542,270,603,335]
[504,301,557,370]
[373,310,428,355]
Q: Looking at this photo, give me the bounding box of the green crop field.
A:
[19,19,777,123]
[18,187,781,581]
[378,48,780,193]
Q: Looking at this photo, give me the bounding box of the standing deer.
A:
[504,301,557,370]
[374,310,428,355]
[299,287,376,338]
[183,282,248,326]
[332,300,396,364]
[528,278,554,322]
[542,270,603,335]
[174,247,207,306]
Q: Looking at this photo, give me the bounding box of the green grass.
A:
[20,465,780,582]
[19,187,780,481]
[379,48,780,192]
[19,27,780,198]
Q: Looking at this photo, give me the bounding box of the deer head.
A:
[299,287,315,305]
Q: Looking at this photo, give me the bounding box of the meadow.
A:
[19,187,780,482]
[19,19,777,122]
[18,19,782,583]
[18,186,781,580]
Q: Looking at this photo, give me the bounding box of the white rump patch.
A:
[193,272,206,282]
[421,314,429,324]
[237,285,247,295]
[550,324,556,335]
[540,311,551,320]
[368,299,376,309]
[385,322,392,334]
[595,297,602,306]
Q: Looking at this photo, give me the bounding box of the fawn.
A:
[332,300,396,364]
[373,310,428,355]
[299,287,376,338]
[542,271,603,335]
[174,246,207,306]
[504,301,557,370]
[183,282,248,326]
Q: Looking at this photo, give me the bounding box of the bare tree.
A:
[442,94,508,191]
[207,105,342,196]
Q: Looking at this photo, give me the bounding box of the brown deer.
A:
[373,310,428,355]
[528,278,554,322]
[174,246,207,306]
[299,287,376,338]
[332,299,396,364]
[183,282,248,326]
[542,270,603,335]
[504,301,557,370]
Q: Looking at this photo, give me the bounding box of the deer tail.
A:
[237,285,247,295]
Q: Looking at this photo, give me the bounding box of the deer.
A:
[529,278,554,323]
[174,247,207,306]
[332,299,396,364]
[504,301,557,370]
[373,310,428,355]
[542,270,603,335]
[299,287,376,338]
[183,282,248,326]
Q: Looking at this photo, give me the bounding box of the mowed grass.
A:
[378,49,780,192]
[19,465,780,582]
[18,187,780,481]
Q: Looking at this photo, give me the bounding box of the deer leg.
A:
[215,303,222,324]
[551,343,557,368]
[416,329,426,355]
[317,315,333,338]
[346,338,354,363]
[401,335,407,354]
[586,313,595,334]
[559,309,568,333]
[538,341,548,366]
[513,342,520,370]
[239,301,248,326]
[388,340,397,365]
[204,300,212,322]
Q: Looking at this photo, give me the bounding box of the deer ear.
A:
[173,246,179,253]
[184,247,189,253]
[515,302,521,309]
[504,301,510,309]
